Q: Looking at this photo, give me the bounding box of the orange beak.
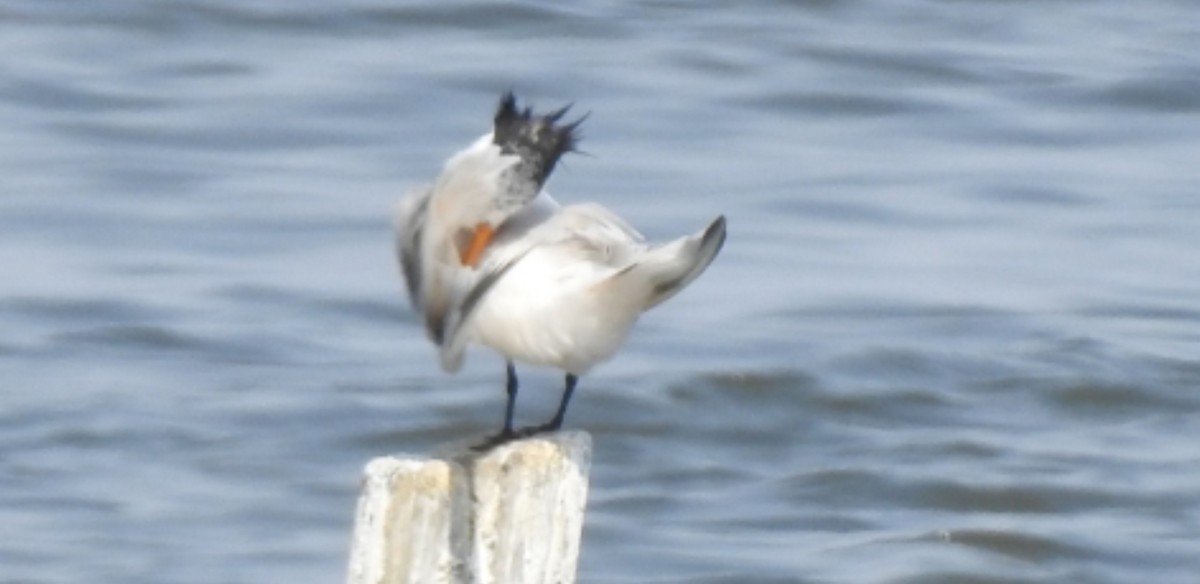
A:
[460,223,494,268]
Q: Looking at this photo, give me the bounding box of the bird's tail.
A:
[611,215,727,312]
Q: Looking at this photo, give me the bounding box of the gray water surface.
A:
[3,1,1200,583]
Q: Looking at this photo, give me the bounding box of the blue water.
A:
[3,1,1199,582]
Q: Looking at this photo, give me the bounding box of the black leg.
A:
[472,361,520,451]
[546,373,578,431]
[502,361,518,434]
[518,373,578,436]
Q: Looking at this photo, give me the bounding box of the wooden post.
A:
[346,431,592,584]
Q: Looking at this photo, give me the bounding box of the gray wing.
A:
[394,185,432,311]
[547,205,726,312]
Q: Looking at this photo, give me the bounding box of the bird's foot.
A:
[471,428,518,452]
[515,419,563,439]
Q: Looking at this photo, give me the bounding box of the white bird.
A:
[394,93,726,448]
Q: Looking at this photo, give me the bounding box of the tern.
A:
[394,93,726,448]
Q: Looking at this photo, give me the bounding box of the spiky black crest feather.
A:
[492,92,586,189]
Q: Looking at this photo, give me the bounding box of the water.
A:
[2,1,1199,582]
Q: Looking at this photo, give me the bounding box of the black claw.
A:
[472,428,518,451]
[514,421,560,439]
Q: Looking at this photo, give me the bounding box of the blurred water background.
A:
[2,1,1199,582]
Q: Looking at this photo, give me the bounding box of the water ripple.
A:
[4,1,1200,582]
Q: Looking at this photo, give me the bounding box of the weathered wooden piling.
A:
[346,431,592,584]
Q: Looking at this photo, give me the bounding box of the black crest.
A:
[492,92,587,189]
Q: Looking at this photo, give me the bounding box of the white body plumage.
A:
[393,93,725,439]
